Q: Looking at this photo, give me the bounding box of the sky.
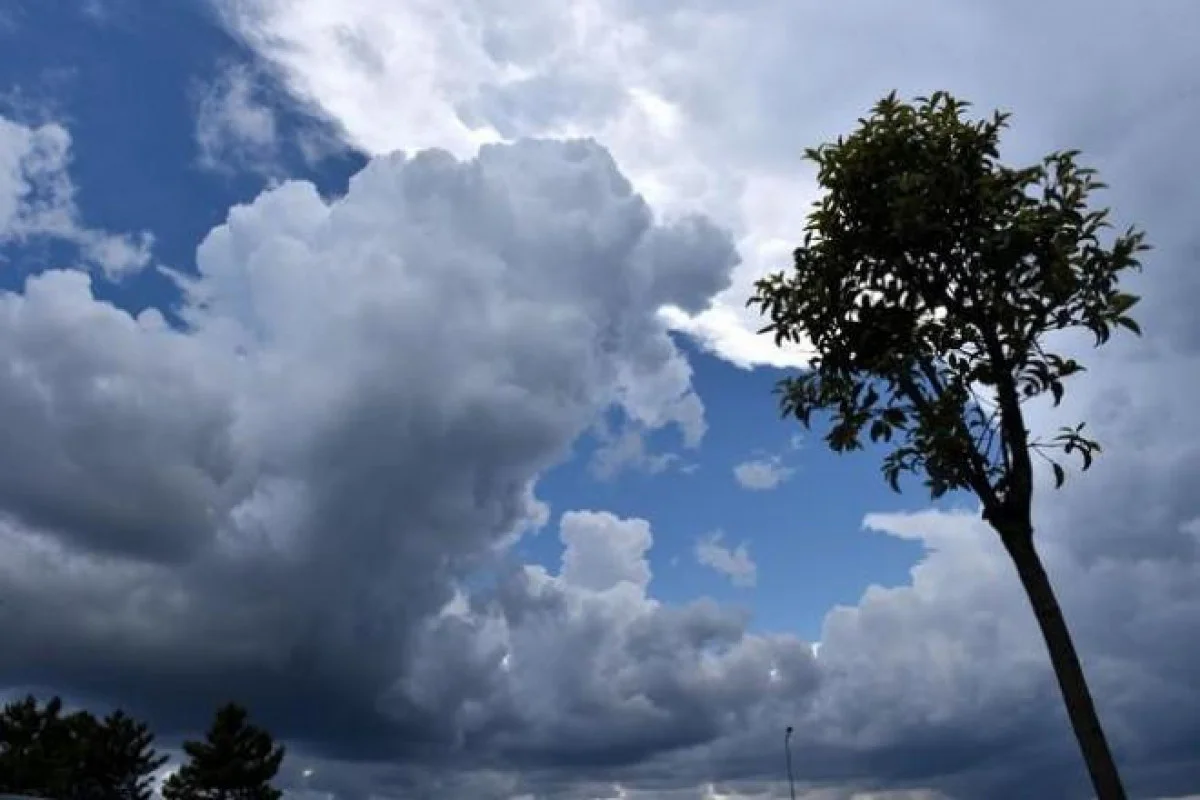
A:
[0,1,1198,798]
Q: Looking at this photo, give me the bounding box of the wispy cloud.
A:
[695,531,757,587]
[193,63,279,174]
[0,115,152,277]
[590,427,682,480]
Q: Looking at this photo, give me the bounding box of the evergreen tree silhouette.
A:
[162,703,284,800]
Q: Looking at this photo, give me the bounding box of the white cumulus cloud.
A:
[733,455,794,491]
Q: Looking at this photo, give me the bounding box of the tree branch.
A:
[897,363,1001,513]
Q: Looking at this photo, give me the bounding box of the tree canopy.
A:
[751,91,1148,533]
[0,695,167,800]
[1,696,286,800]
[750,90,1143,799]
[162,703,285,800]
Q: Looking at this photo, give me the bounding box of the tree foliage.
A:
[162,703,285,800]
[74,710,170,800]
[750,91,1148,533]
[0,695,166,800]
[751,89,1143,799]
[0,695,73,796]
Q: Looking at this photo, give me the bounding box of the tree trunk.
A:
[1003,530,1128,800]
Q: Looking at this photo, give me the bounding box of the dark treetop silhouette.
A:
[0,695,167,800]
[162,703,285,800]
[0,696,285,800]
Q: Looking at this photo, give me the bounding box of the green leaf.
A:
[1052,462,1065,489]
[1111,292,1140,315]
[1050,380,1064,407]
[1115,316,1142,335]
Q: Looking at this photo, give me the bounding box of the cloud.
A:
[263,511,816,799]
[213,0,812,368]
[694,532,758,588]
[559,510,652,592]
[0,270,233,562]
[733,456,793,491]
[79,0,130,24]
[193,62,280,173]
[589,425,683,480]
[0,114,152,276]
[0,136,740,770]
[400,510,813,779]
[214,0,1200,371]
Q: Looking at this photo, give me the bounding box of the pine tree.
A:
[0,695,73,795]
[0,695,165,800]
[162,704,284,800]
[68,710,168,800]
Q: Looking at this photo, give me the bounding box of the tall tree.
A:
[162,703,285,800]
[750,91,1147,799]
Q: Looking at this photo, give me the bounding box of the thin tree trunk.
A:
[1003,531,1127,800]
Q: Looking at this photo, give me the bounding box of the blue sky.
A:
[1,2,1199,800]
[532,346,927,637]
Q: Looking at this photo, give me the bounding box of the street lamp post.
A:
[784,726,796,800]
